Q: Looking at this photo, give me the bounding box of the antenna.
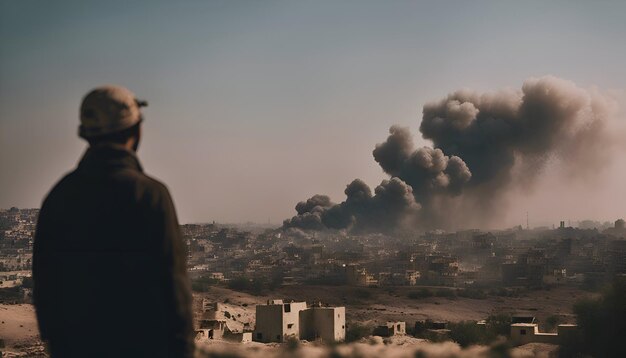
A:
[526,211,529,230]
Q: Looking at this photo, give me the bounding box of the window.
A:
[342,325,345,329]
[284,304,291,313]
[397,324,401,331]
[257,333,262,340]
[288,323,294,329]
[520,329,526,335]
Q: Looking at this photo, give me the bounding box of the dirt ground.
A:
[195,285,592,330]
[0,285,591,357]
[195,335,558,358]
[0,304,46,357]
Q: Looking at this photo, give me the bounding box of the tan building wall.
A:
[299,306,346,342]
[254,300,307,342]
[510,323,577,345]
[373,321,406,337]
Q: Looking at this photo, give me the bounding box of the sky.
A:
[1,0,625,227]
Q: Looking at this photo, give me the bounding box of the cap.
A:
[79,85,148,138]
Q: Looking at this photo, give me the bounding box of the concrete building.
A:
[254,299,346,343]
[196,301,252,343]
[373,321,406,337]
[510,323,577,345]
[254,299,307,343]
[346,265,378,286]
[197,320,227,340]
[195,323,252,343]
[299,304,345,342]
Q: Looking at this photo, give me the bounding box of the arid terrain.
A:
[193,285,590,331]
[194,336,559,358]
[0,304,46,357]
[0,285,592,357]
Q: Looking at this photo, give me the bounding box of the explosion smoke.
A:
[284,76,615,232]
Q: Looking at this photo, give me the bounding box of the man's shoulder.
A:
[41,171,79,205]
[121,169,168,193]
[43,167,172,209]
[117,170,175,209]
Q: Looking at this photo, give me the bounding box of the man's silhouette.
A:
[33,86,194,357]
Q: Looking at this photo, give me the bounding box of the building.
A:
[373,321,406,337]
[253,299,346,343]
[195,323,252,343]
[254,299,307,343]
[510,323,577,345]
[299,303,345,342]
[346,265,378,286]
[196,301,252,343]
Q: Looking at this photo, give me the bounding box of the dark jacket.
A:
[33,144,194,358]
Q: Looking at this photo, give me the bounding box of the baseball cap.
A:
[79,85,148,138]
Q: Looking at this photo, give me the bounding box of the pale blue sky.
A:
[1,1,625,225]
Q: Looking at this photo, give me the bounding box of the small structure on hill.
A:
[253,299,346,343]
[196,301,252,343]
[254,299,307,343]
[299,302,346,342]
[510,323,577,345]
[373,321,406,337]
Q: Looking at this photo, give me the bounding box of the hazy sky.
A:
[1,1,625,226]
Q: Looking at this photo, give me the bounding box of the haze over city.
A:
[4,2,626,357]
[2,0,626,228]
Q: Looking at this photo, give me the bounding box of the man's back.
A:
[33,144,194,357]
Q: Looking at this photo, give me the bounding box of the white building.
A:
[299,304,345,342]
[254,299,346,343]
[254,299,307,343]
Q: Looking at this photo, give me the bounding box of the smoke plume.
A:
[284,178,420,233]
[283,76,616,232]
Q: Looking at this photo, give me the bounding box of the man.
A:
[33,86,194,357]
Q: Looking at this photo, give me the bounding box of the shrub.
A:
[458,288,487,299]
[21,277,34,289]
[191,275,218,292]
[448,321,489,347]
[227,277,265,295]
[345,323,371,342]
[0,286,24,303]
[435,289,457,298]
[486,313,511,337]
[408,288,433,299]
[227,277,251,291]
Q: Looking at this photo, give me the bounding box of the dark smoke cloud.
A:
[295,194,334,215]
[373,126,472,198]
[284,178,420,232]
[284,76,615,232]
